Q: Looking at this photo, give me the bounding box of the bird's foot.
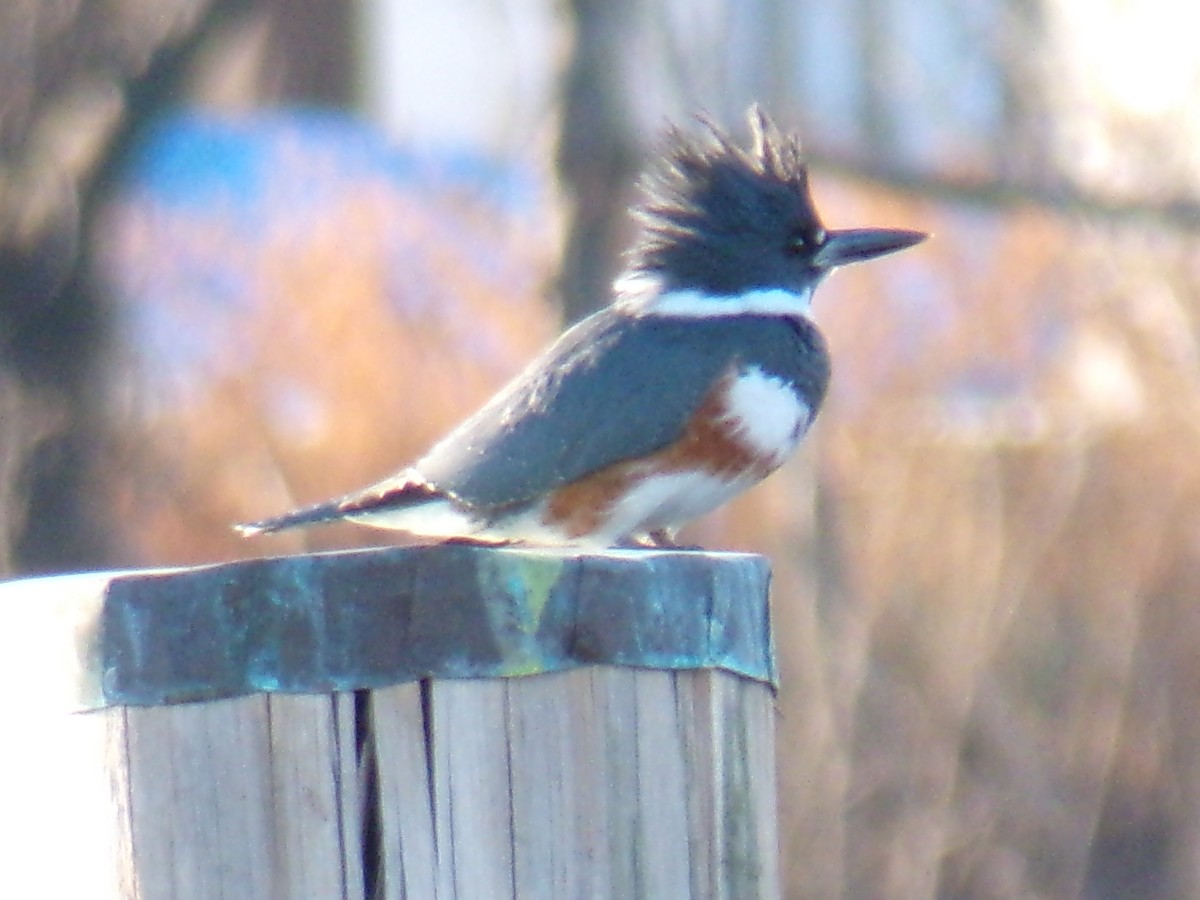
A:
[438,535,518,548]
[616,530,704,551]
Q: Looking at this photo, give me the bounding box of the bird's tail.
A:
[234,476,447,537]
[234,499,346,537]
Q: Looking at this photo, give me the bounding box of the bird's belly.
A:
[596,468,757,537]
[490,467,755,547]
[527,366,810,545]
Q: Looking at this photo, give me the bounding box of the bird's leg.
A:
[614,534,655,549]
[613,531,674,549]
[645,528,678,548]
[633,528,700,549]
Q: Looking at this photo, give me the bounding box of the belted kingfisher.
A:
[236,108,925,548]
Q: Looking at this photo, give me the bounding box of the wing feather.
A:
[415,310,745,511]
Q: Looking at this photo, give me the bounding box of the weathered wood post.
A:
[0,544,779,899]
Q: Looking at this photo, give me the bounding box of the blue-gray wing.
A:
[414,308,826,512]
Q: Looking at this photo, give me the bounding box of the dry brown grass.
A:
[97,162,558,564]
[749,184,1200,898]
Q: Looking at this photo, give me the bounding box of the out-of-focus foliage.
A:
[767,186,1200,898]
[0,0,238,574]
[95,111,557,562]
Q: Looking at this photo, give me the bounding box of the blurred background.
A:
[2,0,1199,896]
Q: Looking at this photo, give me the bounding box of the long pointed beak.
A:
[813,227,927,269]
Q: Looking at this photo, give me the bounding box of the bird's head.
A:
[618,107,926,317]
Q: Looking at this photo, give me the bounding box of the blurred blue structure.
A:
[100,109,551,393]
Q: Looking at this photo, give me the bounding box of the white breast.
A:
[719,365,811,465]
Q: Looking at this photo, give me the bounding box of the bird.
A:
[236,108,925,549]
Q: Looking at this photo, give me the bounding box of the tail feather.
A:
[234,477,447,538]
[234,499,346,536]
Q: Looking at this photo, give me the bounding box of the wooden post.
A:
[0,545,779,899]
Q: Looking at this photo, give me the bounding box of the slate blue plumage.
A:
[416,309,830,512]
